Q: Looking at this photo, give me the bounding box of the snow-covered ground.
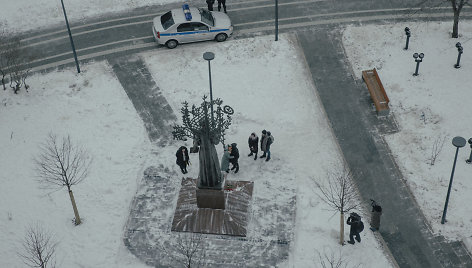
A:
[0,0,178,33]
[2,0,472,266]
[343,20,472,251]
[0,33,393,268]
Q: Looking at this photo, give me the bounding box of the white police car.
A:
[152,4,233,49]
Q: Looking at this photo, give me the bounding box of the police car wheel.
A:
[215,33,227,42]
[166,40,178,49]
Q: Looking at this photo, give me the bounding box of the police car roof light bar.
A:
[182,4,192,21]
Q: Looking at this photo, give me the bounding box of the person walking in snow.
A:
[248,132,259,160]
[259,130,267,159]
[206,0,215,11]
[347,212,364,244]
[175,146,190,174]
[230,143,240,173]
[265,131,274,161]
[221,144,233,176]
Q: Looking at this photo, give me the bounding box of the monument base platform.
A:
[196,187,225,209]
[172,178,254,236]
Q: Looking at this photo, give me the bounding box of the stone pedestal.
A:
[196,188,225,209]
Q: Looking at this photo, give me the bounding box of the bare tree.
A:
[160,232,207,268]
[429,135,446,165]
[316,247,361,268]
[18,223,57,268]
[34,134,92,225]
[449,0,470,38]
[312,164,359,245]
[6,38,31,94]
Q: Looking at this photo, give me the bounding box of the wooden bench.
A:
[362,68,390,116]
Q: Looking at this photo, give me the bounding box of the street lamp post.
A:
[413,52,424,76]
[61,0,80,73]
[203,52,215,125]
[441,136,466,224]
[454,42,463,69]
[275,0,279,41]
[404,27,411,50]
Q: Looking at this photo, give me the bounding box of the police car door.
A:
[176,23,193,43]
[190,22,211,42]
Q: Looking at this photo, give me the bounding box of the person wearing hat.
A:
[259,130,267,159]
[248,132,259,160]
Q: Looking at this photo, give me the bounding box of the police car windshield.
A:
[160,11,174,30]
[198,8,214,27]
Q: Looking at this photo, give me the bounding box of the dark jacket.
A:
[248,134,259,153]
[347,215,360,233]
[266,134,274,150]
[176,146,189,166]
[230,143,239,164]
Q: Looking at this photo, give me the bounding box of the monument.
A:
[172,96,233,209]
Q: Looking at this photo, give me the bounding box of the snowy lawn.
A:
[0,34,393,267]
[0,0,179,33]
[343,20,472,251]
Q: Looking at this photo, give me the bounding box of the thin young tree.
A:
[160,232,207,268]
[429,135,446,165]
[34,134,92,225]
[315,247,361,268]
[312,164,359,245]
[18,223,57,268]
[449,0,470,38]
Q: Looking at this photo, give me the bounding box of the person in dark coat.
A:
[229,143,239,173]
[248,133,259,160]
[176,146,189,174]
[259,130,267,158]
[370,199,382,231]
[347,212,364,244]
[206,0,214,11]
[217,0,227,13]
[265,131,274,162]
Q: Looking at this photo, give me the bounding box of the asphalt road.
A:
[6,0,471,72]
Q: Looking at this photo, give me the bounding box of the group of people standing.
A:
[176,129,275,176]
[206,0,226,13]
[220,129,274,176]
[248,129,274,162]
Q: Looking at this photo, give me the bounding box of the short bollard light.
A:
[404,27,411,50]
[413,52,424,76]
[466,138,472,164]
[454,42,463,69]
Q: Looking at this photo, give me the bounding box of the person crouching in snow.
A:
[248,132,259,160]
[175,146,189,174]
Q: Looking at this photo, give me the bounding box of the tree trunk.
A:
[340,212,345,245]
[69,190,81,225]
[452,11,460,38]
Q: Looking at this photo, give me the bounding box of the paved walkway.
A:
[297,28,472,268]
[107,55,176,146]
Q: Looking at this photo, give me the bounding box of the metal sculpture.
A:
[173,96,233,189]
